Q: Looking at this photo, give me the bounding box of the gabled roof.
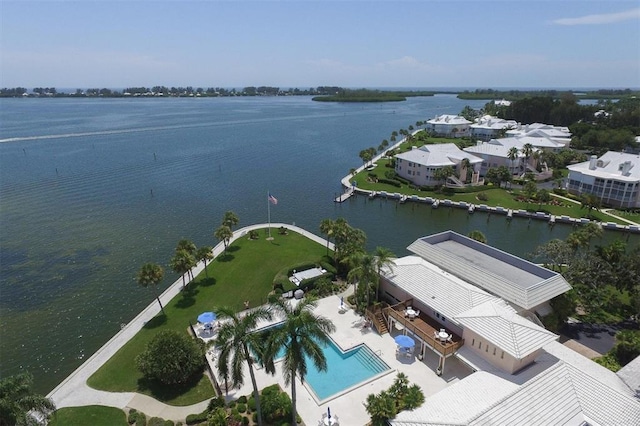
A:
[407,231,572,310]
[454,300,558,359]
[383,256,497,324]
[396,144,483,167]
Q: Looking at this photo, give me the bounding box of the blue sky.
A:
[1,1,639,89]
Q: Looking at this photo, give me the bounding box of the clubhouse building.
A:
[371,231,640,425]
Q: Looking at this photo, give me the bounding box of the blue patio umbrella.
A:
[198,311,216,324]
[394,335,415,348]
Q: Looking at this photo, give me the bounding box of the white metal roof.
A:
[617,354,640,397]
[543,340,637,397]
[407,231,572,310]
[391,371,519,426]
[454,300,558,359]
[567,151,640,182]
[391,359,640,426]
[493,135,563,150]
[384,256,497,324]
[470,116,518,131]
[427,114,472,125]
[464,141,516,158]
[396,144,483,167]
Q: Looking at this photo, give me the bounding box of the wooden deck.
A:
[384,300,463,358]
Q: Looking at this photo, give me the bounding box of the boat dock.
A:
[334,188,355,203]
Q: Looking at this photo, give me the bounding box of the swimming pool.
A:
[258,324,391,402]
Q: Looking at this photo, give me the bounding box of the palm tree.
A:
[522,143,534,171]
[373,247,395,301]
[580,194,601,218]
[319,219,334,256]
[196,246,213,278]
[346,251,376,309]
[433,166,455,187]
[0,372,55,426]
[460,158,472,183]
[136,262,165,314]
[266,298,336,426]
[170,249,195,289]
[214,225,233,252]
[507,147,519,174]
[222,211,239,230]
[176,239,197,281]
[211,306,273,426]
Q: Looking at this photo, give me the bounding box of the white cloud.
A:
[552,8,640,26]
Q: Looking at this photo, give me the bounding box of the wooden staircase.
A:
[373,311,388,334]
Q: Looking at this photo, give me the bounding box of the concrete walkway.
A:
[47,223,334,422]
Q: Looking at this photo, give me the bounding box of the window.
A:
[478,342,482,350]
[486,345,489,352]
[493,347,496,356]
[472,338,475,346]
[442,317,446,322]
[501,351,504,359]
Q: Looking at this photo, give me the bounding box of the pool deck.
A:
[205,292,473,426]
[47,222,472,424]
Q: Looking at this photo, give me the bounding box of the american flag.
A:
[268,193,278,205]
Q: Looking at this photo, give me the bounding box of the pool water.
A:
[305,339,390,401]
[262,327,391,401]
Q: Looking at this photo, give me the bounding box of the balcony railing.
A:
[385,300,463,358]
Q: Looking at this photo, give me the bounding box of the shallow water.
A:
[0,95,634,393]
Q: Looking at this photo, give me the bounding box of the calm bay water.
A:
[0,95,633,393]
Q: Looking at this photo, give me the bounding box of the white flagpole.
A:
[267,191,272,238]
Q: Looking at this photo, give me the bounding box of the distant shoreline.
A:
[2,86,638,101]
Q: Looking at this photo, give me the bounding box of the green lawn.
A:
[608,209,640,224]
[88,229,327,405]
[49,406,128,426]
[354,163,628,225]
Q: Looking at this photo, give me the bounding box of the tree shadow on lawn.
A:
[226,245,240,253]
[217,253,235,262]
[175,287,199,309]
[143,313,167,330]
[198,277,217,287]
[137,372,205,402]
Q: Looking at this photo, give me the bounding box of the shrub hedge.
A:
[377,178,402,187]
[185,410,208,425]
